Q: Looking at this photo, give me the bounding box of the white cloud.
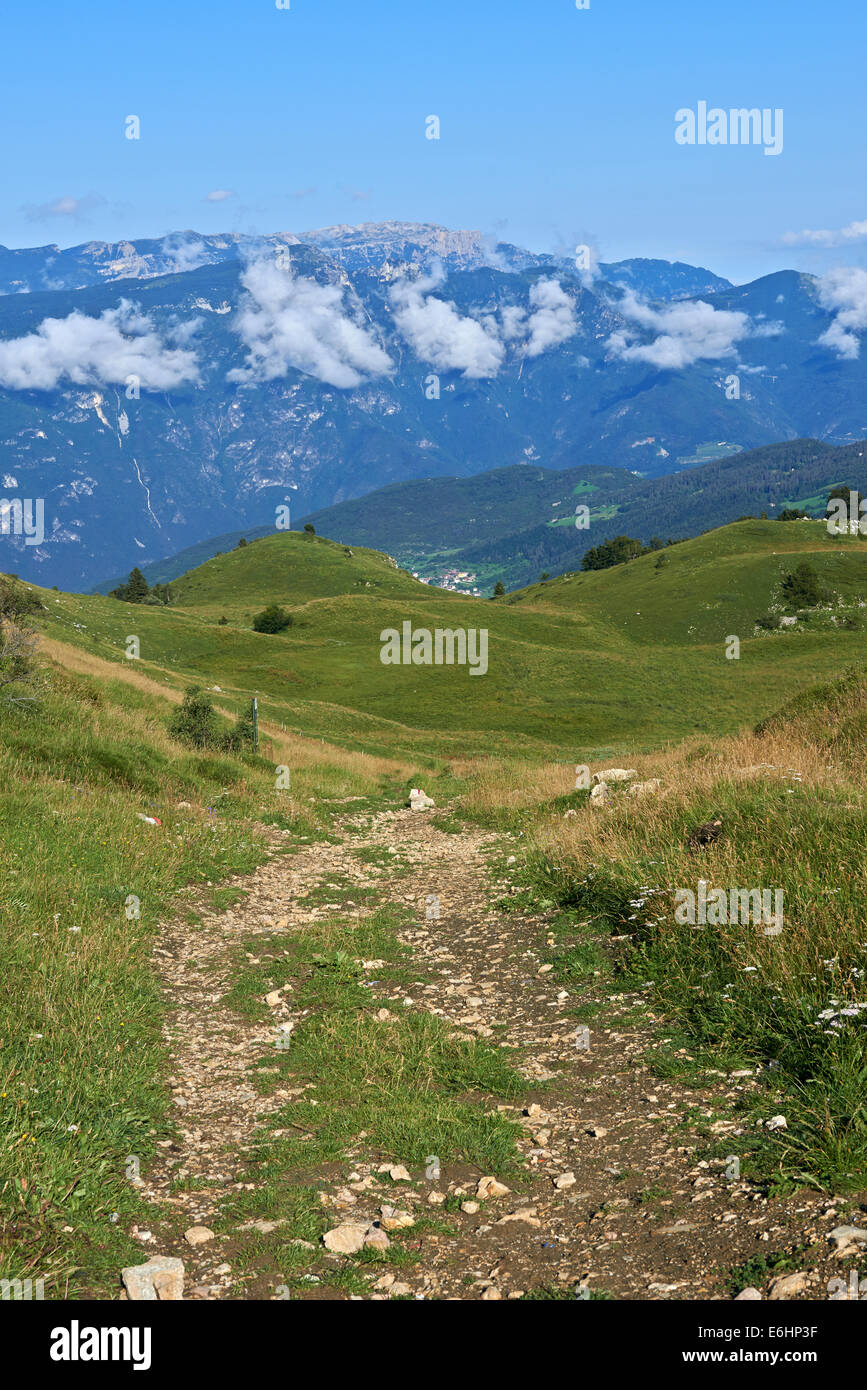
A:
[229,258,393,388]
[390,266,504,379]
[523,278,578,356]
[205,189,235,202]
[0,300,200,392]
[22,193,106,222]
[390,270,577,377]
[498,279,578,356]
[161,234,210,275]
[606,290,752,368]
[783,219,867,248]
[816,266,867,358]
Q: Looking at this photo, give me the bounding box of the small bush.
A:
[0,575,43,620]
[781,561,828,608]
[252,604,293,634]
[168,686,222,749]
[222,703,257,752]
[0,619,42,705]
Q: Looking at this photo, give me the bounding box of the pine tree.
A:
[126,567,149,602]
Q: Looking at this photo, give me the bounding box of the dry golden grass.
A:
[548,726,861,858]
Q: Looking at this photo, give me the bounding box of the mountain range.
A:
[0,221,864,591]
[94,437,867,596]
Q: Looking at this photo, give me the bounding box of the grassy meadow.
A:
[1,514,864,1292]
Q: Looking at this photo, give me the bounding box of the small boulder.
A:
[768,1271,809,1300]
[122,1256,185,1302]
[322,1223,367,1255]
[184,1225,215,1248]
[476,1177,510,1199]
[364,1225,391,1251]
[592,768,636,784]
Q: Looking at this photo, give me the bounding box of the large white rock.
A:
[829,1224,867,1248]
[322,1223,368,1254]
[592,768,637,784]
[589,782,610,806]
[121,1256,185,1301]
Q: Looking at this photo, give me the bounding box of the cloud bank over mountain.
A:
[229,258,394,388]
[816,266,867,359]
[389,267,578,378]
[604,291,756,369]
[0,301,200,391]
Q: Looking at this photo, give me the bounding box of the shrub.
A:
[223,703,257,752]
[168,686,222,748]
[252,604,293,634]
[0,619,42,705]
[0,576,43,620]
[781,561,828,608]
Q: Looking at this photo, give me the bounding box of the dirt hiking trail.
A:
[128,803,846,1302]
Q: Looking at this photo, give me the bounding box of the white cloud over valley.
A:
[0,301,201,391]
[389,267,505,379]
[606,291,754,368]
[229,258,393,388]
[816,266,867,358]
[389,269,577,377]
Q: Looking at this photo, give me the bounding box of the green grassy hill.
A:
[36,522,867,762]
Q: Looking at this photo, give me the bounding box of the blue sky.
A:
[2,0,864,283]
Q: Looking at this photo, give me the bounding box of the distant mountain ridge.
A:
[0,221,863,591]
[0,222,731,298]
[93,437,867,596]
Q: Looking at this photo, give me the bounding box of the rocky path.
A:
[124,803,857,1302]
